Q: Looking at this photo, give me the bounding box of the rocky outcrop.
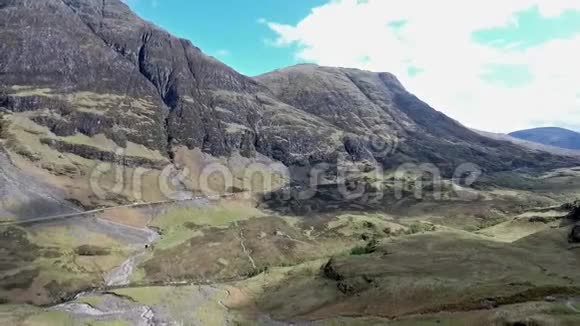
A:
[322,257,374,295]
[40,138,166,169]
[564,201,580,220]
[569,225,580,243]
[322,258,343,281]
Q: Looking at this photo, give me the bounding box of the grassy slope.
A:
[1,168,580,324]
[241,226,580,324]
[0,222,130,305]
[2,217,580,325]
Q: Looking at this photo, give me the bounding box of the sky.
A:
[125,0,580,134]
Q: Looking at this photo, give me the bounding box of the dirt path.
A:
[1,193,235,226]
[237,223,257,270]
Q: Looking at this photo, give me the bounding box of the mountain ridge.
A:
[474,129,580,157]
[255,64,579,174]
[0,0,579,209]
[510,127,580,150]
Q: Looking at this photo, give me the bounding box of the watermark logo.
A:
[87,146,482,204]
[368,126,398,159]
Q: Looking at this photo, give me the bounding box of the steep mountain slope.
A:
[0,0,578,209]
[0,0,341,206]
[0,149,80,220]
[510,127,580,150]
[255,65,579,175]
[5,0,347,161]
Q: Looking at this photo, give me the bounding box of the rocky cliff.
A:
[0,0,577,208]
[256,64,578,174]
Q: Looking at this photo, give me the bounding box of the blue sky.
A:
[126,0,325,76]
[125,0,580,133]
[473,6,580,50]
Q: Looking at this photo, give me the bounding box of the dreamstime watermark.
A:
[368,126,399,159]
[87,146,483,203]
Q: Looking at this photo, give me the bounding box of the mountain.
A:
[474,129,580,157]
[0,0,578,211]
[510,127,580,150]
[3,1,580,324]
[255,65,579,175]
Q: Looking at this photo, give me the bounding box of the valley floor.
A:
[2,167,580,325]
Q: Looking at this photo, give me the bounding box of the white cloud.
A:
[263,0,580,133]
[215,49,231,58]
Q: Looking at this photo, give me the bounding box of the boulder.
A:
[569,225,580,243]
[566,201,580,220]
[322,258,343,281]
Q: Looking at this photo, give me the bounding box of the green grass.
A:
[60,133,167,162]
[150,203,263,250]
[476,215,507,230]
[405,222,436,235]
[0,224,130,305]
[8,86,56,98]
[550,303,580,316]
[350,239,378,255]
[251,227,580,321]
[152,204,263,230]
[128,264,148,284]
[327,213,405,239]
[529,215,560,224]
[84,320,131,326]
[316,316,456,325]
[0,216,15,223]
[154,229,204,251]
[110,285,230,325]
[75,295,104,307]
[111,287,174,306]
[61,133,114,152]
[21,310,75,326]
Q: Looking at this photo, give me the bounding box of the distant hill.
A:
[473,129,580,157]
[510,127,580,150]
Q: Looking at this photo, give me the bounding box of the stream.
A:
[52,218,161,325]
[53,294,156,326]
[104,223,159,287]
[45,208,280,325]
